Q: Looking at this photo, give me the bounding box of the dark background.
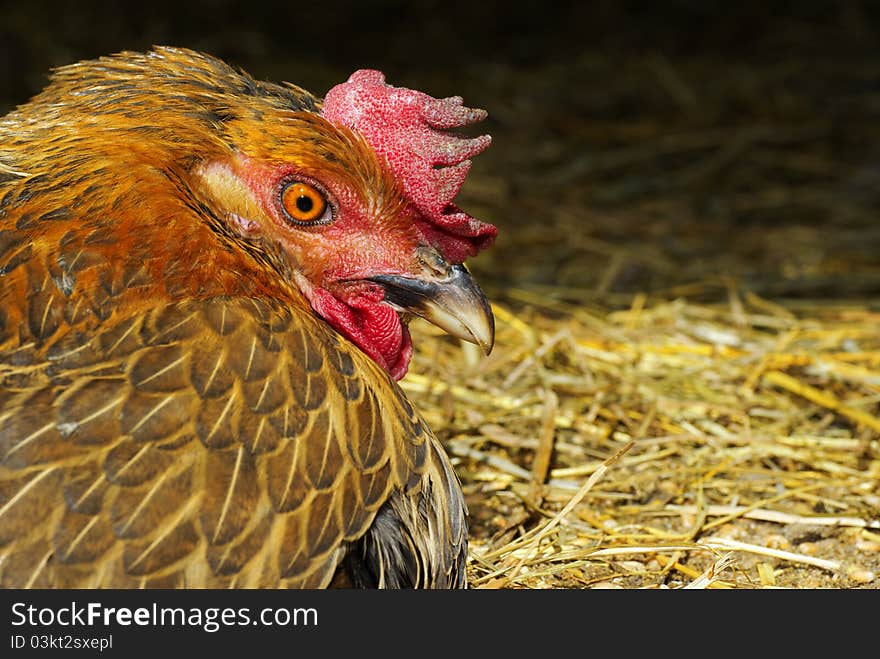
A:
[2,0,879,302]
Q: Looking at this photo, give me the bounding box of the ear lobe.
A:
[228,212,261,237]
[194,160,266,238]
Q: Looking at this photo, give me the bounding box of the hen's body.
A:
[0,48,491,588]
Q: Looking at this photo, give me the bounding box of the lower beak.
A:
[368,258,495,355]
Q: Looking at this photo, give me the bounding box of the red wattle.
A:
[308,287,413,380]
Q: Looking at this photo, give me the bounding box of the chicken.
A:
[0,47,496,588]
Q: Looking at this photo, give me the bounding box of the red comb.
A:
[322,70,496,263]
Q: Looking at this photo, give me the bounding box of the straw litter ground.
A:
[406,291,880,589]
[402,39,880,589]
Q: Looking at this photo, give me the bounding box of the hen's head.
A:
[204,65,496,380]
[6,48,495,379]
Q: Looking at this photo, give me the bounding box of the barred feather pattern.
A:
[0,297,467,588]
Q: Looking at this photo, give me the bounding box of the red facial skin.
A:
[232,155,418,380]
[209,71,497,381]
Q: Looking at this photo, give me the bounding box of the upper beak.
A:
[367,250,495,354]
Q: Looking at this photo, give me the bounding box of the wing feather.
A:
[0,295,455,587]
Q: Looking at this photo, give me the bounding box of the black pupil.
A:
[296,195,314,213]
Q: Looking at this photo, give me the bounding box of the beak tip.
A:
[478,320,495,356]
[467,293,494,356]
[370,261,496,358]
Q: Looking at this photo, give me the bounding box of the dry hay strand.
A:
[405,285,880,589]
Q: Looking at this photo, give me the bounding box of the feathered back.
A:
[0,47,475,589]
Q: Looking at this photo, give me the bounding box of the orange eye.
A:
[279,180,330,225]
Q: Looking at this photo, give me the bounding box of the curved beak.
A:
[368,254,494,355]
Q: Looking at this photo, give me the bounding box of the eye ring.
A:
[278,179,333,226]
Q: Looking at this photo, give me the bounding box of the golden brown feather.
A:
[0,47,476,588]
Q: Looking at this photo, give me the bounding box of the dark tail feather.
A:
[343,439,468,589]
